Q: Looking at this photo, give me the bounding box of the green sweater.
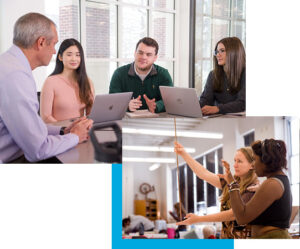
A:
[109,63,173,113]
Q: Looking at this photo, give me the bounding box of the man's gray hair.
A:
[13,12,56,49]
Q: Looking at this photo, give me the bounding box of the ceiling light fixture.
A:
[123,145,196,153]
[123,157,176,163]
[149,163,161,171]
[122,128,223,139]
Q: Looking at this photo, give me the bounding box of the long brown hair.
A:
[220,147,258,207]
[51,39,93,114]
[213,37,245,94]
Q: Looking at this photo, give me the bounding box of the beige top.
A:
[40,75,87,123]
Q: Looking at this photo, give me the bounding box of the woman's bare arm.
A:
[174,141,222,189]
[230,178,284,225]
[177,209,235,226]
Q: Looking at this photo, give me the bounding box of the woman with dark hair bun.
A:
[200,37,245,115]
[41,38,94,123]
[222,139,292,238]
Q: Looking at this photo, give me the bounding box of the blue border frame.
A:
[112,164,234,248]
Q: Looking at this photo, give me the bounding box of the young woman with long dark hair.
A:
[200,37,246,115]
[41,38,94,123]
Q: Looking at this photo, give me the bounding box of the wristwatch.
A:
[60,126,66,135]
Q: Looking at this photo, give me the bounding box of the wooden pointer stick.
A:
[174,117,182,221]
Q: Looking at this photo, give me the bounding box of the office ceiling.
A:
[122,117,206,167]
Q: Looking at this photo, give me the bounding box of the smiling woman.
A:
[200,37,246,115]
[40,38,95,123]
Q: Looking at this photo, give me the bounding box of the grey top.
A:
[199,70,246,114]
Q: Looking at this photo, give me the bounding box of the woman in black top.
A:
[222,139,292,238]
[200,37,245,115]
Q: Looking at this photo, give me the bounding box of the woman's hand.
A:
[247,183,260,192]
[219,159,235,184]
[176,213,199,226]
[174,141,187,157]
[201,105,219,115]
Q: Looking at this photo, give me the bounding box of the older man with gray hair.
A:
[0,13,93,163]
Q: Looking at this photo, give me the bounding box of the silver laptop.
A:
[89,92,133,123]
[159,86,203,118]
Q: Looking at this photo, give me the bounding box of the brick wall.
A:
[86,7,110,58]
[59,5,79,42]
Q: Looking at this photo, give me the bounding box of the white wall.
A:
[0,0,45,52]
[0,0,51,91]
[122,164,163,218]
[122,164,134,218]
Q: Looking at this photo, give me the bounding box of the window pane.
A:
[202,59,212,91]
[86,61,117,94]
[118,60,134,68]
[152,11,174,58]
[203,0,212,15]
[232,21,246,45]
[244,131,255,147]
[196,157,204,203]
[155,61,174,80]
[187,166,194,213]
[232,0,246,19]
[195,6,204,59]
[291,156,300,184]
[151,0,175,10]
[172,168,178,204]
[202,17,212,58]
[179,166,186,208]
[195,60,202,95]
[45,0,80,52]
[206,152,216,207]
[291,183,299,206]
[45,0,60,46]
[213,0,230,18]
[212,19,229,47]
[85,2,117,58]
[119,0,147,6]
[291,119,299,155]
[217,148,223,196]
[119,7,147,58]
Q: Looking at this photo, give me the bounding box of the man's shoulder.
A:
[0,48,28,79]
[114,63,132,74]
[152,64,172,81]
[153,64,168,73]
[153,64,171,77]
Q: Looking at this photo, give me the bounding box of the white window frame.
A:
[80,0,177,85]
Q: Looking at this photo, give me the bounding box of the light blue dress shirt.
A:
[0,45,79,163]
